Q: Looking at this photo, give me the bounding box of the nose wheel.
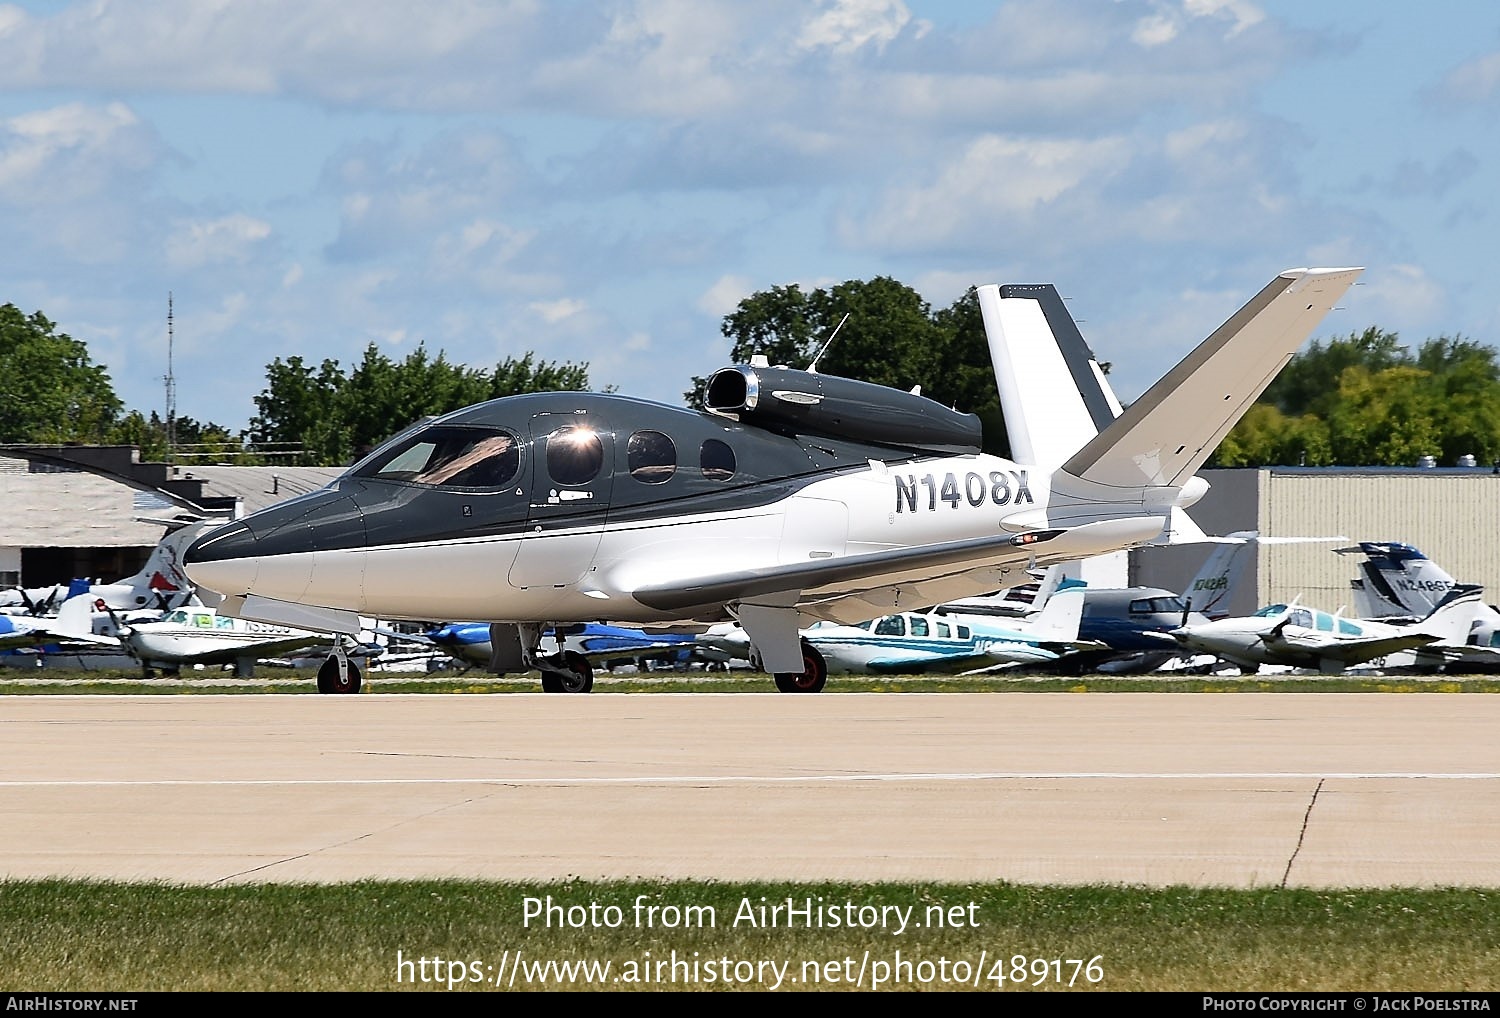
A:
[773,640,827,693]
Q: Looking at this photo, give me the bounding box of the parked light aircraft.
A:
[89,603,342,681]
[1163,585,1483,673]
[699,587,1089,681]
[423,621,704,687]
[1,520,213,615]
[182,267,1361,694]
[1340,541,1500,669]
[0,595,120,653]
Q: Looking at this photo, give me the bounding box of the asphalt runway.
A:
[2,692,1498,887]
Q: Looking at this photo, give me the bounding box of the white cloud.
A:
[796,0,912,55]
[696,274,753,317]
[0,101,154,201]
[1439,49,1500,105]
[165,213,272,269]
[1359,264,1445,328]
[851,134,1131,251]
[529,297,586,323]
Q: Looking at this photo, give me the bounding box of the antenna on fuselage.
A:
[807,313,850,375]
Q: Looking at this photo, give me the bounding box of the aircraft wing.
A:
[1272,631,1438,664]
[631,517,1164,618]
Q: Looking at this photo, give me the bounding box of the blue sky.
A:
[2,0,1498,433]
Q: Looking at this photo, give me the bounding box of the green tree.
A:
[1212,404,1331,467]
[248,355,348,465]
[1325,366,1445,465]
[249,344,592,465]
[1260,327,1408,417]
[0,304,123,443]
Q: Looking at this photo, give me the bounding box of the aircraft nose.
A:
[183,522,262,596]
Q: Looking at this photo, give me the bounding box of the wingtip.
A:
[1279,266,1365,279]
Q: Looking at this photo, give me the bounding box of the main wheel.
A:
[773,641,827,693]
[317,656,362,694]
[542,651,594,693]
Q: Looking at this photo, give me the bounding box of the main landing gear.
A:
[773,639,827,694]
[317,645,363,694]
[540,650,595,693]
[518,624,594,693]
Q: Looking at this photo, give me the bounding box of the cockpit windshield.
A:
[350,425,521,489]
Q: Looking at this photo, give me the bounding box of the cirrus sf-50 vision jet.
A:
[183,267,1362,694]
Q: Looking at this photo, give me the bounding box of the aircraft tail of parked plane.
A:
[1341,541,1459,619]
[1020,584,1086,643]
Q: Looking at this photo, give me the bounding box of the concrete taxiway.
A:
[2,692,1497,887]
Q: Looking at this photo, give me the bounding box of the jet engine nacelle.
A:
[703,364,983,455]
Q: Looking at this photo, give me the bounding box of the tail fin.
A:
[110,520,217,610]
[1339,541,1456,618]
[1182,532,1257,619]
[1032,268,1361,528]
[1417,584,1483,644]
[1025,587,1085,642]
[53,594,104,640]
[977,283,1121,468]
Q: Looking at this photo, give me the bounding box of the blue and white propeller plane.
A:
[182,267,1361,694]
[698,587,1090,676]
[422,621,706,685]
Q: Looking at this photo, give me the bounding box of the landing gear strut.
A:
[773,640,827,693]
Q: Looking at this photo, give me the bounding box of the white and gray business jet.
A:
[183,267,1362,694]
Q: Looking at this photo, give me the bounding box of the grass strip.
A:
[2,880,1497,991]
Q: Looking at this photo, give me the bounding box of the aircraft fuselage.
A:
[186,390,1046,627]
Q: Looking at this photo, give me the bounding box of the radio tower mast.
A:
[165,292,177,464]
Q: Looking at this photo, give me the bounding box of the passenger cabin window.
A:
[546,427,604,486]
[700,439,735,481]
[909,617,929,637]
[354,425,520,489]
[1339,619,1363,636]
[936,621,951,638]
[628,431,676,484]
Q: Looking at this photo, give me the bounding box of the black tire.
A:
[317,656,362,694]
[773,641,827,693]
[542,652,594,693]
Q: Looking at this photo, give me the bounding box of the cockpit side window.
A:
[628,431,677,484]
[353,425,520,489]
[700,439,735,481]
[546,427,604,486]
